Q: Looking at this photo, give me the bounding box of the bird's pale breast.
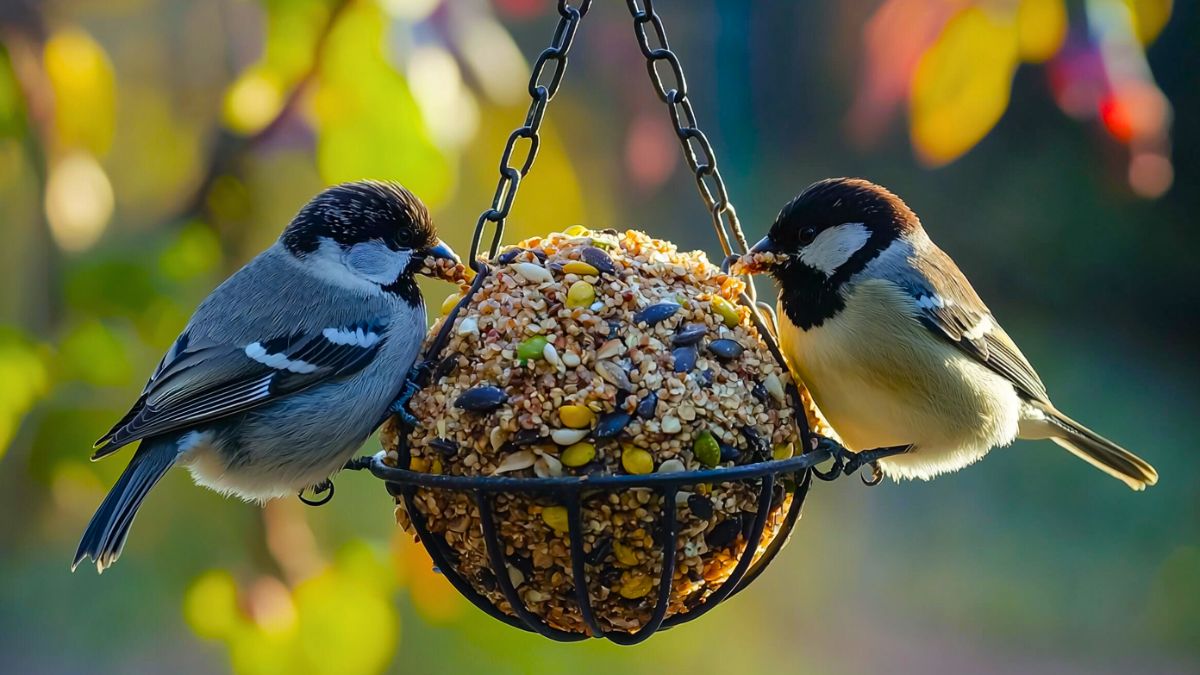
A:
[777,279,1020,477]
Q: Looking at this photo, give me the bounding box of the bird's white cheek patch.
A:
[244,343,319,373]
[799,222,871,275]
[344,241,410,285]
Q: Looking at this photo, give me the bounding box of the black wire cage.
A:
[341,0,857,644]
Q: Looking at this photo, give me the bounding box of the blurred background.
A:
[1,0,1197,673]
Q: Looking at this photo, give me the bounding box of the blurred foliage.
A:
[0,1,1196,674]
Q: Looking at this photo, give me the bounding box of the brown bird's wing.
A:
[905,244,1050,403]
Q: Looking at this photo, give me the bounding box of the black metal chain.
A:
[624,0,756,304]
[468,0,592,269]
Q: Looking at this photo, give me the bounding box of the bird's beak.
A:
[417,241,469,283]
[423,240,460,264]
[731,236,784,275]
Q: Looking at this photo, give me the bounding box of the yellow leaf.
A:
[312,1,451,207]
[909,8,1019,166]
[1124,0,1172,44]
[43,28,115,155]
[1017,0,1068,63]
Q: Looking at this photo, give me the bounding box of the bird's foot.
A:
[811,435,848,481]
[811,437,909,486]
[389,376,421,428]
[842,444,910,486]
[298,479,335,506]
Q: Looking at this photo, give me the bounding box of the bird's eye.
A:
[798,226,817,245]
[394,230,413,247]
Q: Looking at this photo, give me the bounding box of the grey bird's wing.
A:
[94,247,398,458]
[900,243,1050,403]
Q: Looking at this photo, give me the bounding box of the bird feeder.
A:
[353,0,848,644]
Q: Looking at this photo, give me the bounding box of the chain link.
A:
[625,0,756,303]
[468,1,592,268]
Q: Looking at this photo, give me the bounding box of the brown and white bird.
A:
[735,178,1158,490]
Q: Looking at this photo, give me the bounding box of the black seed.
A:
[583,461,609,476]
[599,565,622,586]
[671,323,707,346]
[429,438,459,456]
[477,566,497,591]
[594,411,632,439]
[751,382,769,403]
[636,392,659,419]
[434,355,458,380]
[454,386,508,412]
[672,345,697,373]
[707,338,745,360]
[511,428,544,446]
[581,246,616,275]
[719,443,741,463]
[508,554,533,580]
[687,494,714,520]
[634,302,681,326]
[531,249,547,262]
[496,248,523,264]
[687,568,703,582]
[595,228,619,236]
[706,519,741,548]
[586,536,613,566]
[607,320,620,340]
[741,425,769,458]
[698,368,715,387]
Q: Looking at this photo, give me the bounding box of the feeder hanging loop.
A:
[468,0,592,266]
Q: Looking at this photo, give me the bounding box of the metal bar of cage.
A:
[375,447,826,642]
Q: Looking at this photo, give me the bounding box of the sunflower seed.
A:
[672,345,697,373]
[455,386,508,412]
[581,246,616,275]
[635,392,658,419]
[493,450,536,474]
[671,324,707,346]
[707,338,745,360]
[633,302,680,327]
[595,361,633,391]
[594,411,632,439]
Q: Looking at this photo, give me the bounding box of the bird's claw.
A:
[810,435,907,487]
[389,378,421,428]
[298,479,335,506]
[810,435,847,481]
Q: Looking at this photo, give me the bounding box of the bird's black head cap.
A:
[757,178,920,329]
[282,181,436,257]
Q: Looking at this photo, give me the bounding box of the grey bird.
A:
[736,178,1158,490]
[74,181,457,572]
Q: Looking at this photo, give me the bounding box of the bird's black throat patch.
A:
[381,256,426,306]
[774,261,846,330]
[772,231,891,330]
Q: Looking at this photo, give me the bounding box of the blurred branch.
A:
[176,0,352,230]
[2,11,58,334]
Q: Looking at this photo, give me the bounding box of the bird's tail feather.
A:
[1034,404,1158,491]
[73,441,176,573]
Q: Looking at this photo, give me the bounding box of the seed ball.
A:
[386,228,828,637]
